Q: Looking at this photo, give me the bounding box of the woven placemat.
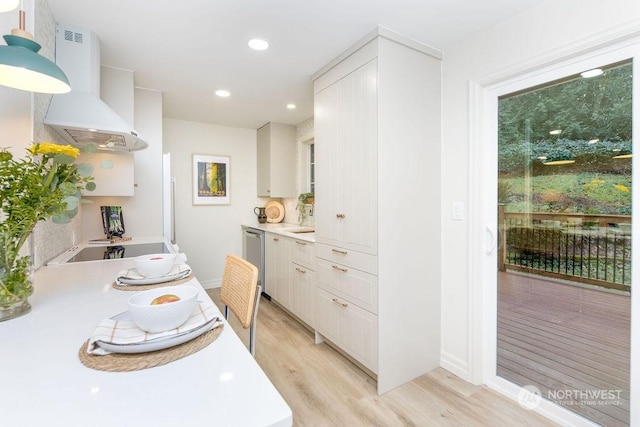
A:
[112,272,194,291]
[78,324,224,372]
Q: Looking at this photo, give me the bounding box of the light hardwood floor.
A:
[207,288,558,427]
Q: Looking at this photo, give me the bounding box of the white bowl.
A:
[134,253,177,278]
[127,286,198,333]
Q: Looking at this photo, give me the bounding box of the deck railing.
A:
[498,207,631,292]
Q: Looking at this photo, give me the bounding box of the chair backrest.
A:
[220,254,259,329]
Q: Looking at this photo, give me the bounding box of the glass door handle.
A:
[486,225,497,254]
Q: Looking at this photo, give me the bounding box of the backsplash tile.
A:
[31,0,82,268]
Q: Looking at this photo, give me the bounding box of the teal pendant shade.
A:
[0,34,71,94]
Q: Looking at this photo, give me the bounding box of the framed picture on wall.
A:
[192,154,230,205]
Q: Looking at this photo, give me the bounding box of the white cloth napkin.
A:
[115,264,192,285]
[87,298,222,355]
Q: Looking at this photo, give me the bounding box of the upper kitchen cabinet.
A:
[257,122,296,198]
[78,152,135,196]
[314,60,377,255]
[312,27,442,395]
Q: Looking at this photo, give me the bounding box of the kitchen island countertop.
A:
[0,259,292,427]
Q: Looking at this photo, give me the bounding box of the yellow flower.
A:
[615,184,630,193]
[28,142,80,159]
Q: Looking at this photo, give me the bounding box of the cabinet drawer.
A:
[291,239,315,269]
[316,258,377,314]
[290,262,315,328]
[315,287,377,373]
[315,243,377,274]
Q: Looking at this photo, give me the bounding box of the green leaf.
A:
[85,181,97,191]
[58,182,77,196]
[51,212,71,224]
[53,154,75,165]
[77,163,93,177]
[80,143,98,154]
[63,195,80,211]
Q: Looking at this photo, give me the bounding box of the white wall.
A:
[163,118,261,287]
[441,0,640,402]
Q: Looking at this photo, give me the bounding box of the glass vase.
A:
[0,234,34,321]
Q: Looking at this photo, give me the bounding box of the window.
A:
[308,141,315,194]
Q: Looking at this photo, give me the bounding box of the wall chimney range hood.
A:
[44,25,147,151]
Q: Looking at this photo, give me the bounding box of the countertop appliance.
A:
[47,236,175,265]
[242,226,267,299]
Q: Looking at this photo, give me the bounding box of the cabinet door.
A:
[78,152,134,196]
[290,262,314,327]
[257,123,296,198]
[314,81,341,246]
[256,125,271,197]
[315,287,377,372]
[314,60,378,255]
[265,234,290,305]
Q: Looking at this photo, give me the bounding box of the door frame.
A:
[468,34,640,426]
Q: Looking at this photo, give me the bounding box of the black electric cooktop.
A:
[67,242,170,263]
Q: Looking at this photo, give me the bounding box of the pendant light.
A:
[0,8,70,93]
[0,0,19,13]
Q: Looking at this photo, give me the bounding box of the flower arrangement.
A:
[0,142,95,320]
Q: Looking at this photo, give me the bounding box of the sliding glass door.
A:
[495,59,633,425]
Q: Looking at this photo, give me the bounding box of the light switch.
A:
[452,201,464,221]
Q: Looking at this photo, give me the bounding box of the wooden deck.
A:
[498,271,631,426]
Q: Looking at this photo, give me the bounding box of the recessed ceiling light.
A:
[549,129,562,135]
[215,90,230,98]
[286,103,296,110]
[0,0,19,13]
[248,39,269,51]
[581,68,604,78]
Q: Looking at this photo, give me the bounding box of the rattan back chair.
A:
[220,254,261,356]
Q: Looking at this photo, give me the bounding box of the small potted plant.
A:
[296,192,314,225]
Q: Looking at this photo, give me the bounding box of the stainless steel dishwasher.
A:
[242,226,268,299]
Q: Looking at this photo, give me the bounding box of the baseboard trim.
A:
[440,350,470,382]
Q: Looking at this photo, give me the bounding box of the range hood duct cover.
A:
[44,25,147,151]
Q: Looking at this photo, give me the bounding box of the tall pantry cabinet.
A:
[312,27,442,394]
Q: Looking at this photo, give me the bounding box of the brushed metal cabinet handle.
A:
[332,265,348,273]
[332,298,348,308]
[331,248,347,255]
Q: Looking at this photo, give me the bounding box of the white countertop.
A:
[243,222,315,243]
[0,259,292,427]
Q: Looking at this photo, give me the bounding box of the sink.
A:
[282,226,315,234]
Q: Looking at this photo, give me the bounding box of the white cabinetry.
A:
[312,27,442,394]
[265,233,315,328]
[78,152,134,196]
[314,61,377,255]
[265,233,290,306]
[257,123,296,198]
[290,238,315,327]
